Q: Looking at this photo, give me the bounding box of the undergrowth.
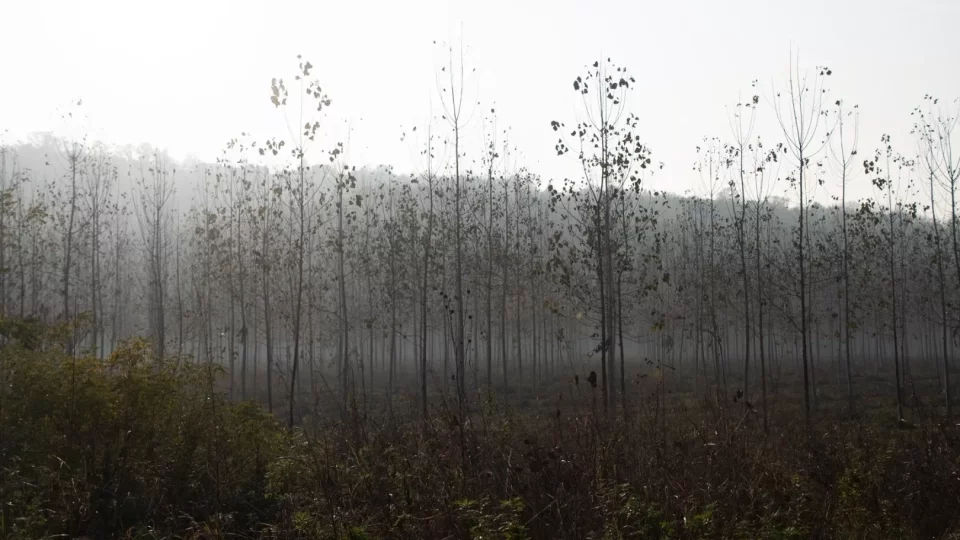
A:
[2,318,959,539]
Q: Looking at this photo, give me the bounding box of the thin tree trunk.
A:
[421,171,434,420]
[888,191,903,423]
[737,151,751,414]
[931,171,952,417]
[63,152,80,355]
[798,147,811,430]
[338,178,350,406]
[289,162,308,428]
[262,234,274,413]
[756,200,769,433]
[502,177,509,394]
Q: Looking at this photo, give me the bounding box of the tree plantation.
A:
[2,52,960,538]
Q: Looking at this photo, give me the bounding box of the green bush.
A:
[0,320,286,539]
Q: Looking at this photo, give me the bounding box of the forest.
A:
[2,51,960,539]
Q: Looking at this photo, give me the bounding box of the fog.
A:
[2,0,960,426]
[7,3,960,537]
[1,73,958,426]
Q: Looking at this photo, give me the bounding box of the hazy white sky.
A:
[2,0,957,199]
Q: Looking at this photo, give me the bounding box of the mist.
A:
[3,2,960,537]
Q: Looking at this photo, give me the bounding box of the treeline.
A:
[1,54,959,430]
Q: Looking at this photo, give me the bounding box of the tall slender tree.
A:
[771,54,832,429]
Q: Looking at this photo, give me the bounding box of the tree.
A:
[413,119,439,419]
[550,58,651,417]
[771,54,832,429]
[134,150,175,361]
[694,139,726,403]
[481,111,501,391]
[827,99,859,414]
[52,103,87,355]
[436,38,472,414]
[81,145,117,358]
[727,92,758,414]
[750,137,783,434]
[267,55,333,427]
[914,95,960,418]
[863,136,914,424]
[252,156,282,412]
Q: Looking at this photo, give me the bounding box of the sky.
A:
[2,0,958,202]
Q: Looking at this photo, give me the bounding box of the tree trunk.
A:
[931,171,952,417]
